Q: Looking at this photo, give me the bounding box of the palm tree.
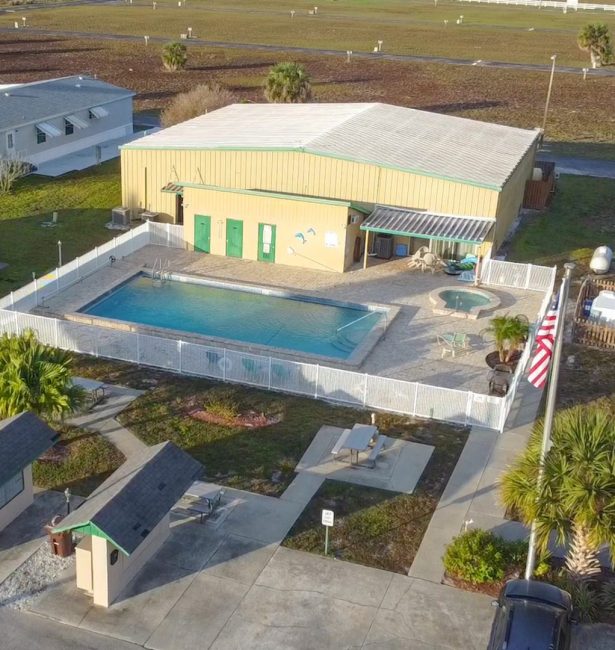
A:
[484,314,529,364]
[264,62,312,103]
[0,330,84,419]
[577,23,613,69]
[501,406,615,580]
[162,41,188,72]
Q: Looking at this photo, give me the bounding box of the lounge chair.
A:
[420,252,445,274]
[458,270,476,283]
[407,246,430,270]
[437,333,471,358]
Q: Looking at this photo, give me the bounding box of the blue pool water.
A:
[440,289,490,312]
[80,274,383,359]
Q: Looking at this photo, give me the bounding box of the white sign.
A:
[324,232,338,248]
[321,509,334,527]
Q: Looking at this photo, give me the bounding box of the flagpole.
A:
[524,262,575,580]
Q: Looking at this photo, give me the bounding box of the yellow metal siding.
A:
[183,187,350,273]
[493,142,538,247]
[121,149,501,224]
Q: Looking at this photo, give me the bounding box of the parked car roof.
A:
[503,579,572,611]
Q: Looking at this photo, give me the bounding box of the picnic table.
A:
[72,377,108,406]
[332,423,380,466]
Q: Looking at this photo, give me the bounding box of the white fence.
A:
[480,259,556,293]
[458,0,615,11]
[0,223,556,432]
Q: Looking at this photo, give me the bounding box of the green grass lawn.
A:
[25,0,614,66]
[33,424,125,497]
[0,160,121,294]
[508,175,615,273]
[70,356,468,500]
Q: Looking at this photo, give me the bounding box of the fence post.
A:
[363,373,368,406]
[268,356,272,389]
[314,365,320,398]
[54,318,59,348]
[413,382,419,415]
[465,392,474,426]
[136,333,140,364]
[178,340,183,373]
[486,260,492,285]
[525,263,533,290]
[94,331,99,358]
[14,310,19,333]
[166,223,171,247]
[223,348,227,382]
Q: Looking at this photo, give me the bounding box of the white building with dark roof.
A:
[0,75,134,175]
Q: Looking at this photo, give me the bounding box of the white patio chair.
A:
[420,252,445,274]
[407,246,429,269]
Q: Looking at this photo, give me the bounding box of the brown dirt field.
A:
[1,33,614,145]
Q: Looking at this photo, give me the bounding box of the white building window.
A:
[0,471,24,508]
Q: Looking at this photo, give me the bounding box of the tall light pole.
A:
[541,54,557,136]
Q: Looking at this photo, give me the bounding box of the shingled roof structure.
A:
[0,412,58,485]
[53,442,202,555]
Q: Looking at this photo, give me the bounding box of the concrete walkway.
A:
[66,382,146,459]
[410,380,541,582]
[537,153,615,180]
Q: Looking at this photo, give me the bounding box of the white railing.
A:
[0,227,555,432]
[0,221,185,312]
[458,0,615,10]
[481,259,556,293]
[0,308,506,430]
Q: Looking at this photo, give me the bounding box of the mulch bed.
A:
[38,444,70,463]
[189,408,282,428]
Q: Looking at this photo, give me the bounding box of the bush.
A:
[161,41,187,72]
[161,83,236,127]
[204,396,239,421]
[443,529,527,585]
[600,580,615,615]
[570,581,600,623]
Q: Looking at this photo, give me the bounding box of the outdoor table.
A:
[344,424,379,465]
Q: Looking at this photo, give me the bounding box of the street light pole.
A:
[541,54,557,136]
[524,262,575,580]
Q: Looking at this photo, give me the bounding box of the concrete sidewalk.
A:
[66,382,146,458]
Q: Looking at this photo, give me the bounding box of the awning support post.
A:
[363,231,370,270]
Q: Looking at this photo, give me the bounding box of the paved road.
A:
[537,154,615,179]
[1,609,141,650]
[2,26,614,77]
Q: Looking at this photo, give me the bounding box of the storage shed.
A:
[52,441,201,607]
[121,103,540,272]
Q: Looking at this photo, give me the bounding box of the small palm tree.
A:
[484,314,529,363]
[0,330,85,419]
[264,62,312,103]
[162,41,188,72]
[501,406,615,581]
[577,23,613,69]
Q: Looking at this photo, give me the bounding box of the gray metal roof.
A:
[361,205,494,243]
[54,441,202,555]
[0,76,134,131]
[0,412,58,485]
[125,103,540,189]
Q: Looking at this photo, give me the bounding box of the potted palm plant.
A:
[483,314,530,369]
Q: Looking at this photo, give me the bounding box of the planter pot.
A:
[485,349,522,370]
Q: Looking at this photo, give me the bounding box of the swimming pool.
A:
[78,273,385,360]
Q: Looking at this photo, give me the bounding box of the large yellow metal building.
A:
[121,103,540,272]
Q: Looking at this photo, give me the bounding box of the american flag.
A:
[528,293,560,389]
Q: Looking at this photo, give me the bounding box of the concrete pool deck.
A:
[36,246,543,394]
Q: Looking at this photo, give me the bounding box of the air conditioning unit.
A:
[111,207,131,227]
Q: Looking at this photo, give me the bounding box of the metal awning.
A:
[161,182,183,194]
[66,114,89,129]
[360,205,494,244]
[89,106,109,118]
[36,121,61,137]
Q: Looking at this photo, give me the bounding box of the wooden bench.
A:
[331,428,352,455]
[366,435,387,468]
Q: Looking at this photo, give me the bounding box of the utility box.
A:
[111,207,131,227]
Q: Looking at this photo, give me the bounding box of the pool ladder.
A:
[152,258,171,285]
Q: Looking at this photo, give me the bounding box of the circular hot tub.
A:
[429,286,500,320]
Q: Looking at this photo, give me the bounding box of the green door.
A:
[194,215,211,253]
[226,219,243,258]
[257,223,276,263]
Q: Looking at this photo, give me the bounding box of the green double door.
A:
[226,218,243,258]
[257,223,276,263]
[194,215,211,253]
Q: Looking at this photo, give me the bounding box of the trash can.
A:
[45,518,73,558]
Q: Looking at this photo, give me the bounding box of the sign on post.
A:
[322,509,334,555]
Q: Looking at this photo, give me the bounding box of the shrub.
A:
[570,581,600,623]
[443,530,531,585]
[600,580,615,615]
[161,41,187,71]
[161,83,236,127]
[204,396,239,421]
